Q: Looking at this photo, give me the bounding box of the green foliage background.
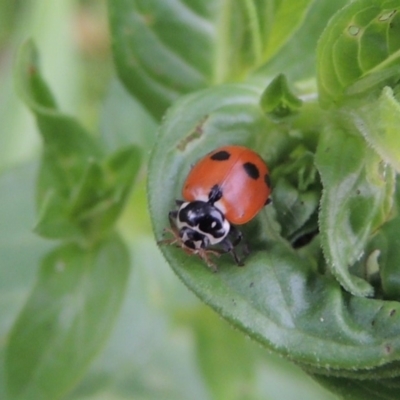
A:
[2,0,400,399]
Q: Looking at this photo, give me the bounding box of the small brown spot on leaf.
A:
[28,64,37,76]
[177,115,209,151]
[141,13,155,26]
[384,344,393,355]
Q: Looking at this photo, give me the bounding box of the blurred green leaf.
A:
[317,0,400,107]
[0,163,49,400]
[148,84,400,372]
[0,1,18,46]
[34,190,80,239]
[69,146,142,241]
[108,0,313,119]
[100,80,157,153]
[34,144,141,241]
[0,0,84,171]
[315,124,395,297]
[15,39,101,201]
[15,40,102,201]
[5,235,130,400]
[0,163,50,340]
[187,309,257,400]
[16,41,141,241]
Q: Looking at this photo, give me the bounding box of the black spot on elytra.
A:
[264,197,272,206]
[210,150,230,161]
[243,162,259,180]
[264,173,271,188]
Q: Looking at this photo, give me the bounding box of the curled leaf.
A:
[317,0,400,107]
[344,86,400,173]
[148,84,400,372]
[260,74,303,119]
[315,124,395,297]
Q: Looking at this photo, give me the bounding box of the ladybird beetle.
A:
[161,145,272,271]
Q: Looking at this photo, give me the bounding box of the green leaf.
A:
[343,86,400,173]
[5,235,130,400]
[361,178,400,299]
[262,0,349,82]
[15,40,102,203]
[148,84,400,371]
[272,178,319,242]
[271,145,321,243]
[311,373,400,400]
[186,308,257,400]
[262,0,314,60]
[35,146,142,241]
[374,217,400,299]
[71,146,142,240]
[0,0,87,171]
[15,39,101,205]
[62,237,336,400]
[315,124,395,297]
[16,41,142,241]
[108,0,313,119]
[317,0,400,108]
[260,74,303,119]
[34,190,80,239]
[100,79,157,153]
[0,163,50,335]
[0,162,52,400]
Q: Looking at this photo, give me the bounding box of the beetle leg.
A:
[168,209,178,226]
[159,225,221,272]
[198,248,220,272]
[229,225,243,247]
[218,237,243,266]
[217,225,250,266]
